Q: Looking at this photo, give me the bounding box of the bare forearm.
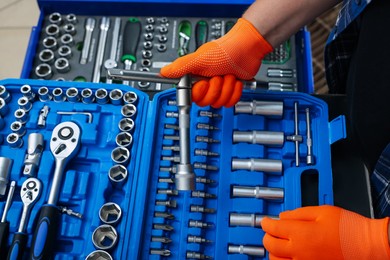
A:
[243,0,341,47]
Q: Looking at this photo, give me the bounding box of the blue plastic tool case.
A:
[0,77,345,259]
[21,0,314,94]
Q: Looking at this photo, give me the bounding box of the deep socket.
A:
[235,100,284,117]
[0,157,12,196]
[232,158,283,174]
[20,84,35,101]
[233,130,284,146]
[232,185,284,201]
[18,96,32,112]
[229,213,279,227]
[228,245,265,257]
[52,87,65,102]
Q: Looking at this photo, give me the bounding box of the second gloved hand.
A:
[161,18,273,107]
[262,205,390,260]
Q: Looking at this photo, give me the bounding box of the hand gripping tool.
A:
[29,121,81,259]
[7,178,41,260]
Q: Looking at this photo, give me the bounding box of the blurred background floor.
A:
[0,0,339,93]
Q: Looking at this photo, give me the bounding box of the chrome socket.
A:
[60,33,74,46]
[0,85,11,103]
[115,132,132,148]
[144,33,153,41]
[54,58,70,73]
[232,185,284,201]
[35,64,53,79]
[99,202,122,225]
[0,98,8,116]
[142,50,152,59]
[108,165,128,188]
[17,96,32,112]
[157,44,167,52]
[10,121,26,136]
[118,118,135,132]
[65,13,77,24]
[81,88,95,103]
[141,59,151,67]
[58,45,72,59]
[158,35,167,43]
[95,88,109,104]
[111,146,130,166]
[7,133,23,148]
[39,49,55,64]
[231,158,283,174]
[123,91,137,104]
[229,213,279,227]
[0,157,12,196]
[63,23,76,35]
[20,84,36,101]
[92,224,118,250]
[143,41,153,50]
[228,245,265,257]
[235,100,284,117]
[145,24,154,32]
[65,87,80,102]
[48,12,62,24]
[14,109,28,124]
[42,36,58,50]
[52,87,65,102]
[121,104,137,118]
[45,24,60,37]
[38,86,52,102]
[85,250,113,260]
[109,89,123,105]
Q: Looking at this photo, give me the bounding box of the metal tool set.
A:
[0,74,344,259]
[27,12,302,97]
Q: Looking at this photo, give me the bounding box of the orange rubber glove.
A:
[160,18,273,108]
[262,205,390,260]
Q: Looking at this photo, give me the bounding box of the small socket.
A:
[60,33,74,46]
[39,49,55,64]
[0,85,10,103]
[159,25,168,34]
[121,104,137,118]
[54,58,70,73]
[7,133,23,148]
[145,24,154,32]
[111,147,130,165]
[14,109,28,124]
[45,24,60,37]
[0,98,8,116]
[158,35,168,43]
[58,45,72,59]
[109,89,123,105]
[92,225,118,250]
[52,87,65,102]
[48,12,62,24]
[17,96,32,112]
[123,91,137,104]
[65,13,77,24]
[95,88,109,104]
[65,87,79,102]
[157,44,167,52]
[85,250,113,260]
[144,33,153,41]
[10,121,26,136]
[99,202,122,225]
[143,41,153,50]
[141,59,151,67]
[142,50,152,59]
[20,84,35,101]
[118,118,135,132]
[63,23,76,35]
[35,64,53,79]
[115,132,132,148]
[81,88,94,103]
[43,37,58,50]
[108,165,128,188]
[38,86,51,102]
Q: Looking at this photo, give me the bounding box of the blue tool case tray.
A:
[0,78,343,259]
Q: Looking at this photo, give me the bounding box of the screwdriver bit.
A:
[186,251,213,259]
[194,163,218,171]
[157,189,178,196]
[196,136,220,143]
[152,236,172,244]
[159,167,177,174]
[163,145,180,152]
[187,235,213,244]
[191,191,217,199]
[153,223,174,231]
[196,123,219,130]
[158,177,175,183]
[199,111,221,118]
[196,177,216,184]
[190,205,216,214]
[150,249,171,256]
[155,200,177,208]
[164,135,180,141]
[194,149,219,157]
[154,211,175,220]
[164,123,179,130]
[162,156,180,163]
[188,220,214,229]
[166,111,178,118]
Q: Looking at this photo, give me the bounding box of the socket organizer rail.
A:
[0,78,345,259]
[23,12,312,97]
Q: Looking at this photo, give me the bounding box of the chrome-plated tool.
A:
[229,213,279,227]
[286,102,303,166]
[30,122,81,259]
[7,178,42,260]
[85,250,113,260]
[23,133,44,177]
[80,18,96,64]
[232,158,283,174]
[232,185,284,201]
[306,107,314,165]
[104,17,122,84]
[99,202,122,225]
[37,105,50,128]
[235,100,284,117]
[228,244,265,257]
[0,157,13,196]
[92,225,118,250]
[186,251,212,259]
[93,17,110,83]
[233,130,284,146]
[0,181,15,254]
[19,85,35,102]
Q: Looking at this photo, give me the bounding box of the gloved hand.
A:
[160,18,273,108]
[261,205,390,260]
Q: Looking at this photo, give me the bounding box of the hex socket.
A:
[235,100,283,117]
[48,12,62,24]
[45,24,60,37]
[38,86,52,102]
[43,36,58,50]
[85,250,113,260]
[228,245,265,257]
[108,164,128,188]
[109,89,123,105]
[121,104,137,118]
[39,49,55,64]
[66,87,79,102]
[81,88,94,103]
[111,147,130,166]
[99,202,122,225]
[54,57,70,73]
[35,64,53,79]
[95,88,108,104]
[58,45,72,59]
[52,87,65,102]
[118,118,135,132]
[229,213,278,227]
[231,158,282,174]
[123,91,137,104]
[63,23,76,35]
[115,132,132,148]
[60,33,74,46]
[92,224,118,250]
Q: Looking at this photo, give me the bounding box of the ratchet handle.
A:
[7,232,27,260]
[0,222,10,255]
[121,17,141,63]
[29,205,60,260]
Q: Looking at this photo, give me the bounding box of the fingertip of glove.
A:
[225,81,243,108]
